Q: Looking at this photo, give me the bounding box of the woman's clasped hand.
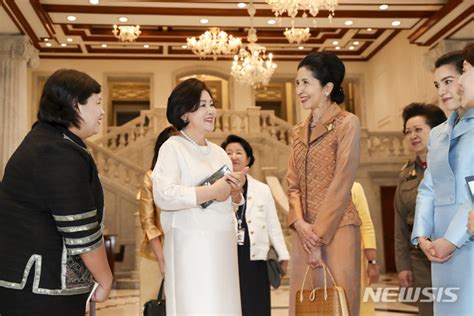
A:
[293,219,323,268]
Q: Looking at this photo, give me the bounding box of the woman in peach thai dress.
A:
[288,52,362,316]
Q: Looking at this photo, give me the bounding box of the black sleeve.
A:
[35,141,103,255]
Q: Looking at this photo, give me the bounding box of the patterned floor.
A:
[90,274,419,316]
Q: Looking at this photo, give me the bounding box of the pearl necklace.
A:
[180,130,211,155]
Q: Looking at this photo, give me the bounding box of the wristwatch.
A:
[367,259,377,265]
[415,237,431,249]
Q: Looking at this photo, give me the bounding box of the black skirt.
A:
[237,196,271,316]
[237,248,271,316]
[0,273,90,316]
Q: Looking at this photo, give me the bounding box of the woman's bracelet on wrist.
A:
[416,237,431,248]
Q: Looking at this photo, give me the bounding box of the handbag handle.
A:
[157,278,166,302]
[299,263,339,302]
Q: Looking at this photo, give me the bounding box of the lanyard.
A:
[236,199,247,230]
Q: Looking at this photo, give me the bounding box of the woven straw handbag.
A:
[295,263,349,316]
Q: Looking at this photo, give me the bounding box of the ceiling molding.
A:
[30,0,55,38]
[408,0,463,43]
[425,8,472,45]
[4,0,39,47]
[1,0,470,61]
[1,1,23,35]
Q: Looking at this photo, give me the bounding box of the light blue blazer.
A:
[411,108,474,315]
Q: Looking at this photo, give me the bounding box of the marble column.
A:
[0,35,39,177]
[230,79,255,110]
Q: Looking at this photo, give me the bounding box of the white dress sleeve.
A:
[264,183,290,261]
[152,140,198,211]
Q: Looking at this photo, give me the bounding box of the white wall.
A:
[364,30,438,132]
[29,57,368,130]
[29,33,442,134]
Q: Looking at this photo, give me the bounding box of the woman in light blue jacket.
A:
[411,51,474,315]
[459,44,474,236]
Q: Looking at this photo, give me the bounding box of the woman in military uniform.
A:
[394,102,446,316]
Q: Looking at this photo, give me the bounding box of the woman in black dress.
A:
[0,69,113,316]
[222,134,290,316]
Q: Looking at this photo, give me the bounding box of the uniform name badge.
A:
[237,228,246,245]
[466,176,474,202]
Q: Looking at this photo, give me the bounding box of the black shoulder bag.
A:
[143,279,166,316]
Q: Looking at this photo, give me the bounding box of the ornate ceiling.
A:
[1,0,472,61]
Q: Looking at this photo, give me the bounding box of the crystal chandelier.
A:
[186,27,242,61]
[112,25,141,42]
[231,2,277,88]
[284,21,311,44]
[266,0,338,21]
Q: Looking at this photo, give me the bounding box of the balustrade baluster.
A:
[398,137,406,156]
[270,128,276,140]
[137,124,145,139]
[130,171,143,191]
[223,113,230,133]
[108,136,115,150]
[388,137,395,154]
[113,161,120,180]
[129,128,135,144]
[239,114,246,132]
[118,133,127,149]
[214,114,222,132]
[124,169,131,184]
[103,155,109,173]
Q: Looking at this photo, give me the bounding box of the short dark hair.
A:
[297,52,345,104]
[37,69,101,128]
[435,51,464,74]
[221,134,255,168]
[402,102,447,133]
[166,78,214,130]
[150,126,179,170]
[463,43,474,65]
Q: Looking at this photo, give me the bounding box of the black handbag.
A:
[267,246,284,289]
[143,279,166,316]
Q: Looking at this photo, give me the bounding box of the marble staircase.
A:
[89,107,413,289]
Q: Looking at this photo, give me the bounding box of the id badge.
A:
[237,228,246,245]
[466,176,474,202]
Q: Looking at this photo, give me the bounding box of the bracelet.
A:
[415,237,431,249]
[367,259,377,265]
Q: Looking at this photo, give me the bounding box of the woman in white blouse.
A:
[222,134,290,316]
[152,79,247,315]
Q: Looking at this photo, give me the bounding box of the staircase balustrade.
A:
[259,110,293,145]
[91,109,412,278]
[87,141,145,194]
[95,108,168,151]
[362,129,409,160]
[94,107,294,152]
[91,108,410,199]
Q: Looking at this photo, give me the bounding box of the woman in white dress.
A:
[152,78,247,315]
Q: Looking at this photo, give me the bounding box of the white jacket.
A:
[237,175,290,261]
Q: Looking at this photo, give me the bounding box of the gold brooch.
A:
[326,122,335,131]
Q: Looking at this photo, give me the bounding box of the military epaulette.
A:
[400,160,410,172]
